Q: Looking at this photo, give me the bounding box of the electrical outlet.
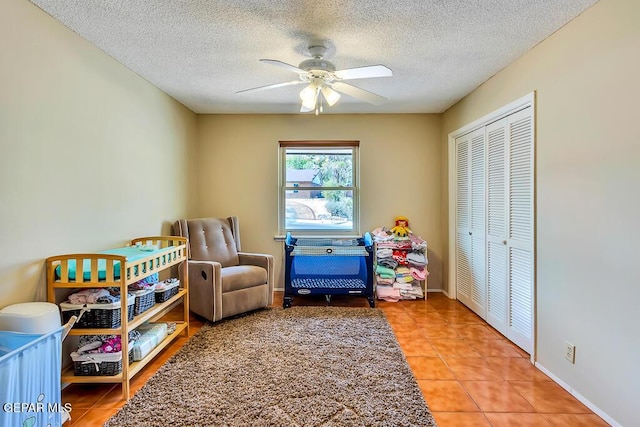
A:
[565,342,576,364]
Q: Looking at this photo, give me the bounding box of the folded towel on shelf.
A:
[77,330,141,352]
[68,288,110,305]
[375,264,396,278]
[376,248,393,259]
[410,234,428,251]
[394,275,414,284]
[155,278,180,290]
[406,251,427,266]
[400,283,424,300]
[371,227,393,241]
[128,273,160,290]
[376,258,398,269]
[395,266,411,275]
[393,281,414,290]
[392,250,408,265]
[376,285,401,302]
[376,276,394,286]
[410,267,429,281]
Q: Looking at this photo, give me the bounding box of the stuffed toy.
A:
[390,216,412,237]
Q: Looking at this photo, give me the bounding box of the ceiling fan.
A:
[237,44,393,114]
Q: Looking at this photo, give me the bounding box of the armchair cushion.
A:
[221,265,268,293]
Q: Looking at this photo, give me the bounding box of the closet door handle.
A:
[503,240,507,245]
[469,231,472,235]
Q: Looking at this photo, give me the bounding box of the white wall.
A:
[196,114,443,291]
[0,0,198,307]
[441,0,639,424]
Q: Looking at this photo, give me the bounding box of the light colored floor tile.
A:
[406,356,456,380]
[419,323,463,339]
[430,338,482,357]
[485,357,552,382]
[484,412,553,426]
[462,380,536,412]
[542,413,611,426]
[466,338,526,357]
[69,408,116,426]
[397,335,439,357]
[510,381,592,414]
[417,380,480,412]
[442,356,504,381]
[451,324,503,340]
[432,412,492,426]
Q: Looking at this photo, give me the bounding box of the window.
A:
[279,141,359,236]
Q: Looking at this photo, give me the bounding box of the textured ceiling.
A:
[29,0,598,114]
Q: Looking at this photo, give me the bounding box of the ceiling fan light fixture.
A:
[300,83,318,110]
[321,86,341,106]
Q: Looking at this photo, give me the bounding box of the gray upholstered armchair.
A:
[172,217,274,322]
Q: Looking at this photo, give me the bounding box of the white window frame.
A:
[278,140,360,237]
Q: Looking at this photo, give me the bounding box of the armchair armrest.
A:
[187,260,223,321]
[238,252,275,306]
[238,252,272,270]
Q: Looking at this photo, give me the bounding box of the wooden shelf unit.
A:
[46,236,189,400]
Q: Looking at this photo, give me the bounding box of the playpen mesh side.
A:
[291,278,366,289]
[290,254,368,289]
[290,246,369,256]
[0,328,64,427]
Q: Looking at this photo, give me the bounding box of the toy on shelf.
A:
[390,216,412,237]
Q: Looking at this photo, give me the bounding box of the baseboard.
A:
[534,362,620,427]
[274,287,284,292]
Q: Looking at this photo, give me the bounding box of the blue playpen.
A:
[284,232,375,308]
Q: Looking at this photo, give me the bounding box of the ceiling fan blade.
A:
[300,104,314,113]
[334,65,393,80]
[260,59,306,74]
[331,81,388,105]
[236,80,304,94]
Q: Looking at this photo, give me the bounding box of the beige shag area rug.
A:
[104,307,436,427]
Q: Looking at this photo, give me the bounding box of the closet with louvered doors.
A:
[455,127,487,318]
[487,107,535,354]
[452,101,535,355]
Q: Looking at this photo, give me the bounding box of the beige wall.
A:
[196,114,443,291]
[0,0,198,307]
[442,0,639,424]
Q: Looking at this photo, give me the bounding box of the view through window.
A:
[279,141,359,235]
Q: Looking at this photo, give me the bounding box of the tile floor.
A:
[62,292,609,426]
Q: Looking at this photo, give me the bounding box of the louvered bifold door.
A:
[485,118,509,335]
[455,134,473,309]
[506,107,534,354]
[468,128,487,317]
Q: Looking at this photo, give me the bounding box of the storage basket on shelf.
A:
[154,279,180,303]
[131,289,155,316]
[71,349,134,376]
[60,298,135,329]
